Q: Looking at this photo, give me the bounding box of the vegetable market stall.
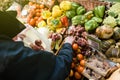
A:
[3,0,120,80]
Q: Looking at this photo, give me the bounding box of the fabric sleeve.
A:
[0,42,56,80]
[49,43,73,80]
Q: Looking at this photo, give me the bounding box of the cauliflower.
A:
[108,3,120,17]
[103,16,117,27]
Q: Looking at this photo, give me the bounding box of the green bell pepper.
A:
[72,15,86,25]
[66,10,76,18]
[85,19,99,32]
[91,17,103,23]
[76,6,86,15]
[71,2,80,10]
[94,5,105,18]
[84,11,94,20]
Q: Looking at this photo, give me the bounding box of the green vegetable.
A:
[76,6,85,15]
[91,17,103,23]
[72,15,86,25]
[52,19,59,26]
[108,11,117,17]
[94,5,105,18]
[55,34,62,50]
[116,14,120,25]
[103,16,117,27]
[116,19,120,25]
[0,0,15,11]
[85,19,99,32]
[84,11,94,20]
[71,2,80,10]
[66,10,76,18]
[108,3,120,17]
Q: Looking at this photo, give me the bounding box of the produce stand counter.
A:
[7,0,120,80]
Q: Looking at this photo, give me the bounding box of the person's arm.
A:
[1,41,56,80]
[49,36,74,80]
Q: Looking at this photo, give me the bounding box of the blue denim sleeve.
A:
[49,43,73,80]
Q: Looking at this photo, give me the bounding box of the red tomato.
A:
[35,12,41,17]
[77,54,84,61]
[34,16,39,21]
[77,65,84,73]
[74,72,81,79]
[80,60,85,67]
[29,18,36,26]
[40,4,44,9]
[72,43,79,51]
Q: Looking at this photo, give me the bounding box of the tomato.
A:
[28,2,34,6]
[35,9,41,13]
[74,71,81,79]
[27,16,31,23]
[77,65,84,73]
[35,20,39,26]
[34,16,39,21]
[80,60,85,67]
[77,54,84,61]
[72,43,79,51]
[35,12,41,17]
[29,18,36,26]
[29,10,35,17]
[44,8,48,10]
[28,13,33,18]
[38,17,43,22]
[36,4,40,9]
[33,4,37,9]
[40,4,44,9]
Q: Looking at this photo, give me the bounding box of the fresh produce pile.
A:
[26,2,48,27]
[18,0,120,80]
[0,0,14,11]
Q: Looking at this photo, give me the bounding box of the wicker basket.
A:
[57,0,110,11]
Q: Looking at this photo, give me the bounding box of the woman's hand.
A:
[30,40,45,51]
[64,36,75,45]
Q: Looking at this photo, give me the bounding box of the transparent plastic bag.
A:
[20,24,52,52]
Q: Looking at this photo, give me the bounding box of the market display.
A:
[6,0,120,80]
